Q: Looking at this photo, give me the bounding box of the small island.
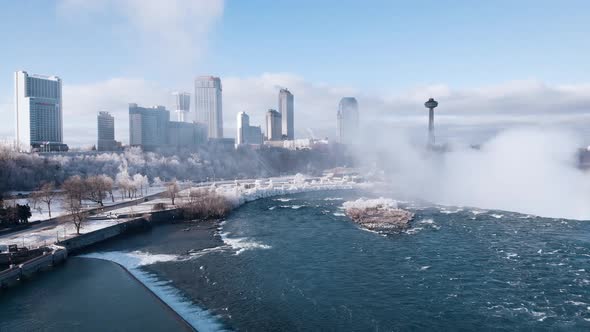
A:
[343,198,414,234]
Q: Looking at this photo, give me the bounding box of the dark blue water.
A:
[181,191,590,330]
[0,258,191,331]
[2,190,590,331]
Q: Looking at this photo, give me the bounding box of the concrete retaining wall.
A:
[149,208,182,223]
[1,208,182,289]
[59,217,150,254]
[0,266,21,288]
[20,253,54,277]
[0,246,68,289]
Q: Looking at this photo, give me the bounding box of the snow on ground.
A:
[0,175,361,249]
[342,197,398,210]
[6,185,167,222]
[0,219,120,249]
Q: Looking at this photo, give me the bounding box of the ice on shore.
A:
[342,197,398,210]
[342,198,414,234]
[212,173,357,208]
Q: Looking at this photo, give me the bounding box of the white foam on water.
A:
[333,212,346,217]
[219,232,271,255]
[188,246,228,258]
[80,251,226,332]
[418,219,434,224]
[420,266,431,271]
[415,219,441,231]
[404,227,424,235]
[439,207,464,214]
[274,198,294,202]
[565,300,587,306]
[324,197,344,201]
[490,214,504,219]
[277,204,305,210]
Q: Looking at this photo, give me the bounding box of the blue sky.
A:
[1,0,590,146]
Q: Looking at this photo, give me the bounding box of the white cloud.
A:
[62,78,171,147]
[57,0,224,72]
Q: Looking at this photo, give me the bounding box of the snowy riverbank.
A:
[0,174,363,249]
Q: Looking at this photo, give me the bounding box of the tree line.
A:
[0,144,354,193]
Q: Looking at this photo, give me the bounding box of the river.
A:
[1,190,589,330]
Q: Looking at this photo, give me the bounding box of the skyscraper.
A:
[194,76,223,139]
[97,111,117,151]
[172,91,191,122]
[129,103,170,150]
[236,112,249,146]
[14,71,67,152]
[278,88,294,140]
[236,111,263,146]
[337,97,359,144]
[168,121,207,149]
[265,109,282,141]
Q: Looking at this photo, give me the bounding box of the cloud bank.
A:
[358,126,590,220]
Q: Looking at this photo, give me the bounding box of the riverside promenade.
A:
[0,174,360,289]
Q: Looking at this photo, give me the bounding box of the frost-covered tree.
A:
[30,182,59,218]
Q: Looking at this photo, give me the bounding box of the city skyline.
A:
[2,1,590,147]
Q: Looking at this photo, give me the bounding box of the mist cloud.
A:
[358,126,590,220]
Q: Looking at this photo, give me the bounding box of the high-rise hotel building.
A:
[236,112,263,146]
[278,88,294,140]
[173,91,191,122]
[337,97,359,145]
[194,76,223,139]
[14,71,67,151]
[97,111,118,151]
[129,103,170,150]
[265,109,282,141]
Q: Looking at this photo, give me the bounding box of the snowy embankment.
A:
[1,175,362,249]
[8,185,167,222]
[343,197,414,234]
[212,174,359,208]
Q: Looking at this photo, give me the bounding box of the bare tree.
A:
[62,175,86,205]
[180,188,231,220]
[85,175,113,206]
[165,180,180,205]
[30,182,59,218]
[63,195,87,235]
